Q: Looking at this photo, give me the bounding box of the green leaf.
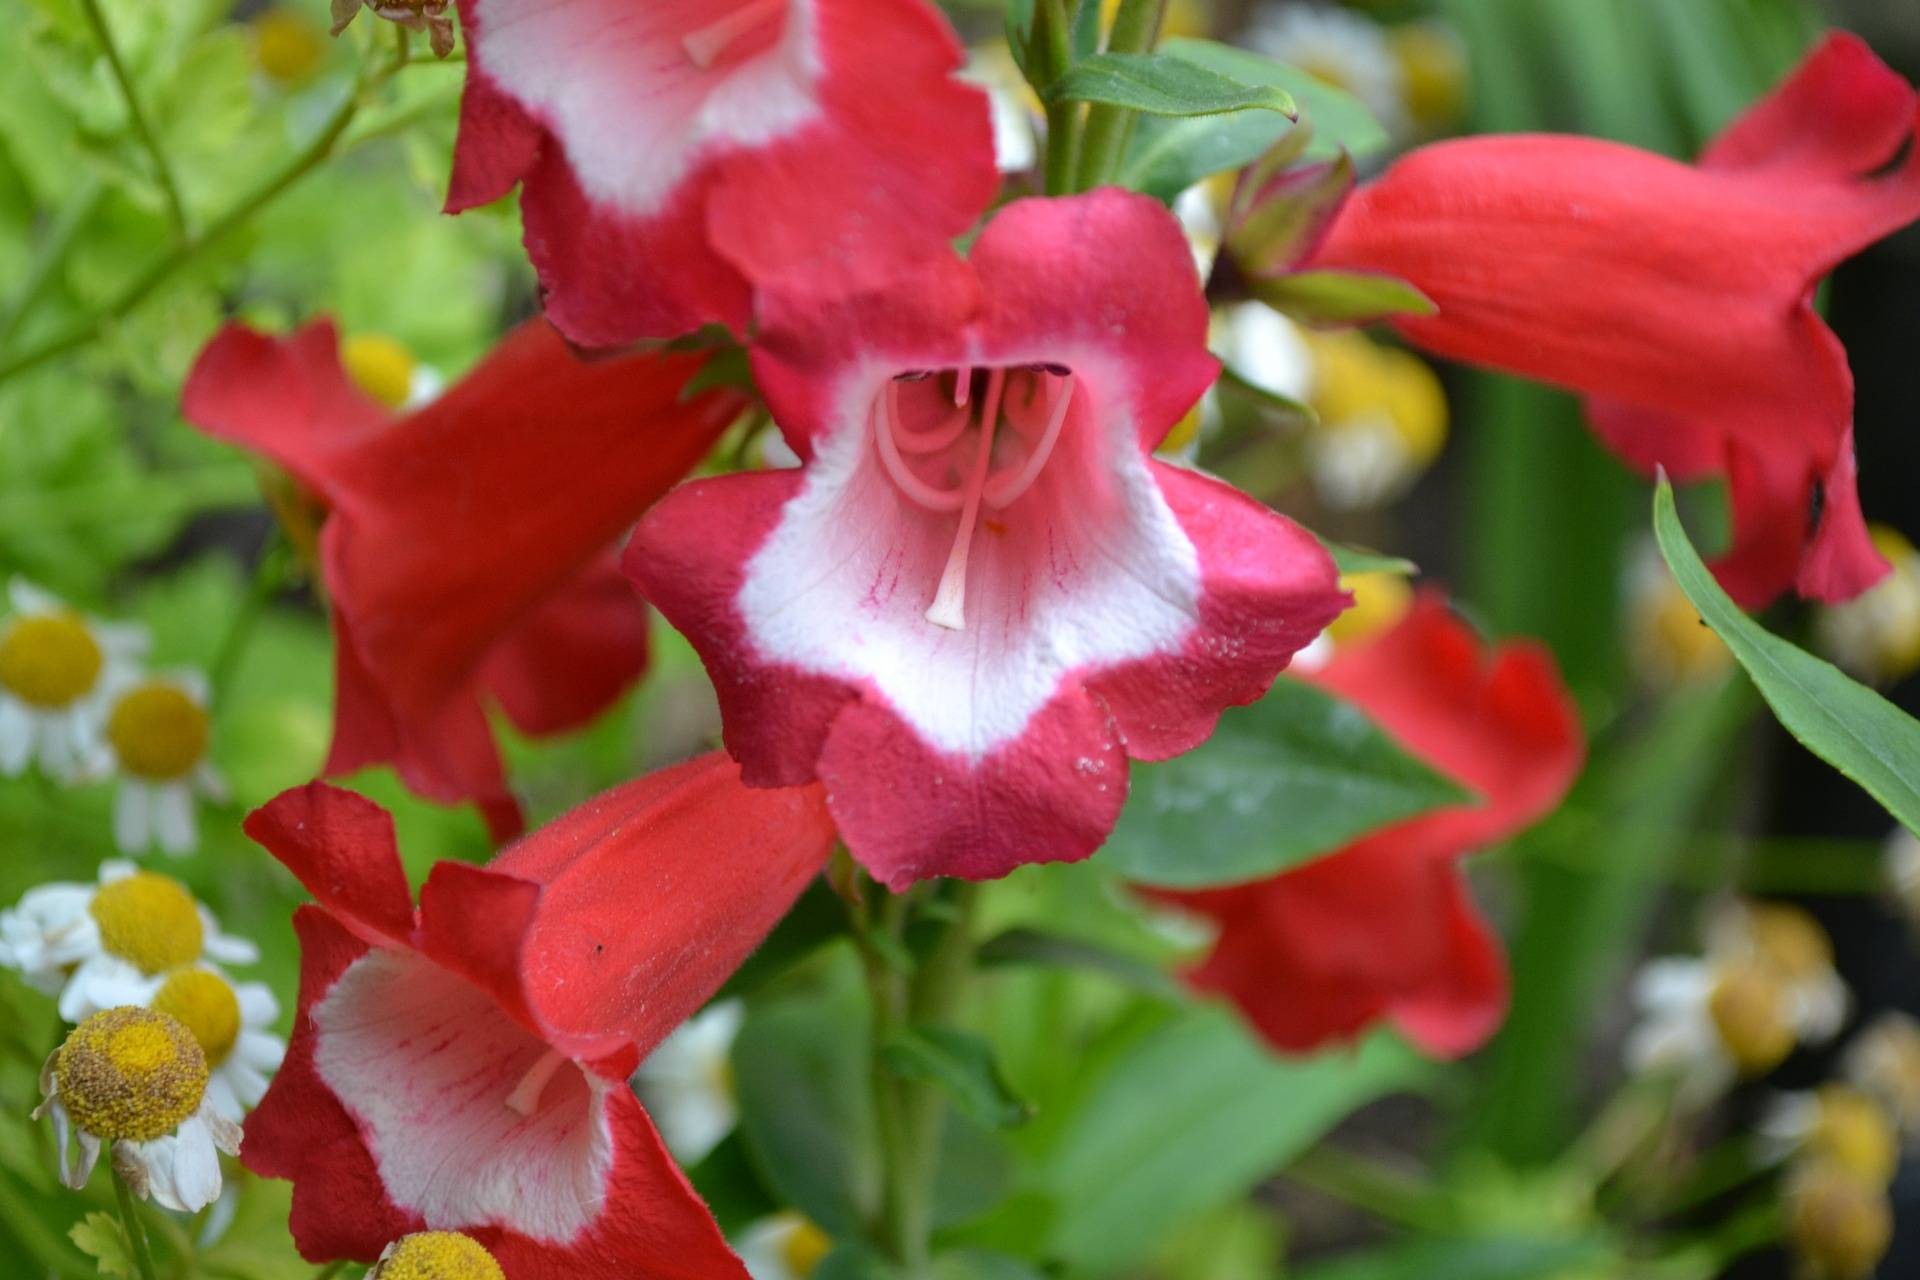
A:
[1104,680,1474,888]
[1027,1009,1427,1272]
[1119,37,1388,200]
[1249,270,1438,325]
[1048,51,1298,118]
[1322,539,1418,578]
[68,1214,134,1278]
[976,926,1182,999]
[1652,475,1920,834]
[1296,1237,1615,1280]
[881,1026,1033,1130]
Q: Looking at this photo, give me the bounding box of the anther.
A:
[953,363,972,407]
[926,369,1006,631]
[505,1048,569,1116]
[682,0,783,69]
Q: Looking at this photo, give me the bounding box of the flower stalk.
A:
[78,0,188,241]
[1074,0,1168,191]
[111,1165,160,1280]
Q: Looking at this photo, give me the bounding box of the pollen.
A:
[54,1007,208,1141]
[343,333,417,409]
[107,681,210,780]
[0,612,103,708]
[373,1231,508,1280]
[89,873,204,975]
[152,969,241,1067]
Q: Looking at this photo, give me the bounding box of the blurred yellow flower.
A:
[1324,571,1412,651]
[1388,21,1468,131]
[1816,524,1920,684]
[250,8,327,85]
[342,332,418,409]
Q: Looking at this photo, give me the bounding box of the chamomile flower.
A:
[143,967,283,1123]
[342,331,444,410]
[1626,901,1846,1100]
[1300,330,1448,510]
[1785,1160,1894,1280]
[1760,1086,1901,1185]
[370,1231,508,1280]
[97,669,227,857]
[1247,3,1407,139]
[1843,1012,1920,1139]
[1884,827,1920,934]
[35,1006,241,1211]
[0,861,258,1022]
[249,6,327,85]
[736,1212,834,1280]
[1626,540,1731,689]
[632,999,744,1165]
[1817,525,1920,684]
[0,581,146,779]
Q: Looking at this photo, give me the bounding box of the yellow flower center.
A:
[250,7,326,83]
[1808,1087,1900,1186]
[54,1007,208,1141]
[0,612,103,708]
[1746,902,1834,983]
[89,873,204,975]
[108,681,210,780]
[1388,23,1468,129]
[780,1217,833,1277]
[1707,965,1793,1076]
[342,333,418,410]
[1325,571,1413,651]
[374,1232,507,1280]
[152,969,241,1067]
[1788,1164,1894,1280]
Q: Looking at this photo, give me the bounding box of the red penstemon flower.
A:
[182,319,744,840]
[1298,33,1920,608]
[1150,595,1583,1058]
[241,756,836,1277]
[626,189,1348,889]
[445,0,999,345]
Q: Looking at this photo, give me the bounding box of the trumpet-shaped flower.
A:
[1303,33,1920,607]
[241,757,835,1277]
[0,861,259,1022]
[445,0,998,345]
[0,581,146,779]
[36,1007,242,1212]
[1148,595,1582,1057]
[627,190,1346,888]
[183,318,744,840]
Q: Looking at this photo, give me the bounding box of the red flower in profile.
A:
[1302,33,1920,607]
[1150,596,1583,1058]
[446,0,999,346]
[626,190,1346,889]
[241,757,836,1278]
[182,319,743,840]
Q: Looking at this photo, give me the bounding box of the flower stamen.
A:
[985,374,1076,509]
[682,0,784,69]
[874,394,968,513]
[504,1047,570,1116]
[888,381,971,454]
[926,368,1006,632]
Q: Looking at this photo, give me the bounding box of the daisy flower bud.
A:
[36,1007,241,1211]
[371,1232,507,1280]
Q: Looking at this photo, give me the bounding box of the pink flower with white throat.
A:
[446,0,999,345]
[627,190,1348,889]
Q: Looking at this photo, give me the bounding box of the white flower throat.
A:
[872,364,1078,631]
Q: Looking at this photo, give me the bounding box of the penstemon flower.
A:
[627,189,1347,888]
[0,862,259,1023]
[1146,594,1583,1057]
[94,668,227,857]
[0,581,146,780]
[36,1006,243,1212]
[445,0,999,345]
[240,758,835,1276]
[1297,33,1920,608]
[183,319,744,840]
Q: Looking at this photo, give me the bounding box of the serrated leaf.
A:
[881,1026,1033,1130]
[1104,679,1473,888]
[1048,51,1297,118]
[1120,37,1386,200]
[1652,475,1920,834]
[1249,270,1437,325]
[69,1213,135,1278]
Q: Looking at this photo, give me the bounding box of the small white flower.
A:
[91,668,227,857]
[1815,525,1920,684]
[1843,1012,1920,1141]
[36,1006,241,1213]
[632,999,744,1165]
[140,966,284,1123]
[1883,827,1920,931]
[1214,301,1314,403]
[0,861,258,1023]
[0,580,146,779]
[735,1212,833,1280]
[959,41,1038,175]
[1624,956,1737,1102]
[1246,3,1408,139]
[1174,183,1224,280]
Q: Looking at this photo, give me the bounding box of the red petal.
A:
[243,783,416,946]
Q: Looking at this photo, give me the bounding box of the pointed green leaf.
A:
[1104,679,1474,888]
[1250,270,1438,325]
[1321,539,1418,578]
[1652,475,1920,834]
[1047,51,1298,118]
[881,1026,1034,1130]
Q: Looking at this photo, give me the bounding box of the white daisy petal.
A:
[153,783,198,856]
[0,699,31,775]
[114,782,154,855]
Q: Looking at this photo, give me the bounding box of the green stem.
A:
[1073,0,1166,190]
[0,43,406,388]
[78,0,188,240]
[1037,0,1080,196]
[1283,1145,1454,1234]
[111,1166,160,1280]
[209,535,292,710]
[312,1262,348,1280]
